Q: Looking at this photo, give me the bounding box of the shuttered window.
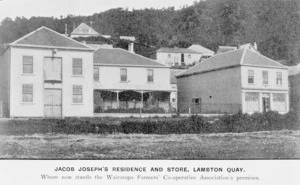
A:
[23,56,33,74]
[73,58,82,75]
[262,71,268,85]
[248,70,254,84]
[22,84,33,102]
[94,68,99,81]
[73,85,83,103]
[147,69,154,82]
[120,68,127,82]
[276,72,282,85]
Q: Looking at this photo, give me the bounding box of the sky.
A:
[0,0,197,22]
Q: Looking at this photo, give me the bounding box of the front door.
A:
[181,53,184,65]
[262,93,270,112]
[44,89,62,117]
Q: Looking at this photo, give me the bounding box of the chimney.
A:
[253,42,257,50]
[237,43,240,49]
[128,42,134,53]
[65,24,68,36]
[90,21,93,28]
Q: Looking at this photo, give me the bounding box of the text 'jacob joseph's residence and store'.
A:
[40,166,260,182]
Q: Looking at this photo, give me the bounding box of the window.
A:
[168,54,171,58]
[188,54,191,59]
[192,98,200,105]
[120,68,127,82]
[276,72,282,85]
[262,71,268,85]
[93,68,99,81]
[73,85,83,103]
[23,56,33,74]
[172,98,176,102]
[245,92,259,101]
[72,58,82,75]
[273,93,285,102]
[147,69,154,82]
[22,84,33,102]
[248,70,254,84]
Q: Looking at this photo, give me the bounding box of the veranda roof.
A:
[94,82,176,92]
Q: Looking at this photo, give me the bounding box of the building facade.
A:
[176,48,289,114]
[0,27,94,118]
[93,48,176,113]
[151,45,214,67]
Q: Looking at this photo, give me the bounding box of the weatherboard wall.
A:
[177,67,242,114]
[9,47,94,117]
[0,48,11,117]
[93,65,171,87]
[156,52,202,66]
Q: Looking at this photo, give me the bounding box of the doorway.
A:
[44,89,62,117]
[262,93,270,112]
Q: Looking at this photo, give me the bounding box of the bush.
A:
[0,111,298,135]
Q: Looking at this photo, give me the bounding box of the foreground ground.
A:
[0,130,299,159]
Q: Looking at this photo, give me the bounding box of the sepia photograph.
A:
[0,0,299,184]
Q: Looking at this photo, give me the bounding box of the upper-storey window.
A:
[276,72,282,85]
[147,69,154,83]
[73,58,82,75]
[248,70,254,84]
[168,54,171,58]
[23,56,33,74]
[188,54,191,59]
[262,71,268,85]
[120,68,127,82]
[94,68,99,81]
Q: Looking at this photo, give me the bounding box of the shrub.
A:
[0,111,298,135]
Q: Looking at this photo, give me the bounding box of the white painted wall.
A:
[156,52,202,66]
[240,66,289,114]
[241,66,289,91]
[95,65,171,86]
[9,47,94,117]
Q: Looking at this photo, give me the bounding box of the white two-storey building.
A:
[151,45,214,67]
[0,27,94,118]
[176,48,289,114]
[93,48,176,113]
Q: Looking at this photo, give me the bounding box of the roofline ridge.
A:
[71,22,100,35]
[177,48,245,77]
[246,48,288,68]
[11,26,44,44]
[11,26,92,49]
[188,44,215,53]
[94,48,169,68]
[114,48,169,67]
[240,48,247,64]
[42,27,93,49]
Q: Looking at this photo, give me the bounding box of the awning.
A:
[94,82,177,92]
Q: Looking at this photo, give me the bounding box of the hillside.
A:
[0,0,299,64]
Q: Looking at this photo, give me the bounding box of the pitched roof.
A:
[188,44,214,54]
[177,48,287,78]
[11,26,92,50]
[71,23,100,36]
[170,69,186,84]
[288,65,299,76]
[216,43,259,54]
[216,46,237,54]
[94,48,168,68]
[156,47,201,54]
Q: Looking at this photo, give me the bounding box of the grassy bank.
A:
[0,130,299,159]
